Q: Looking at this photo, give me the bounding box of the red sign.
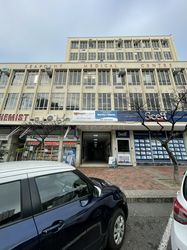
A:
[0,114,29,121]
[27,141,59,146]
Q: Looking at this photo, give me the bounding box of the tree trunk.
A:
[164,145,180,184]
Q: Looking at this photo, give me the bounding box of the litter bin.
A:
[108,156,117,168]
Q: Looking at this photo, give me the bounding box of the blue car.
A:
[0,161,128,250]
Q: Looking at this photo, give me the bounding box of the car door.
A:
[0,176,39,250]
[29,170,105,250]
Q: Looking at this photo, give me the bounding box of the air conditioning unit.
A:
[46,114,58,122]
[34,117,43,123]
[45,67,52,77]
[118,68,126,77]
[1,68,10,76]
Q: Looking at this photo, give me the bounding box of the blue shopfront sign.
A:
[117,111,187,122]
[95,111,118,121]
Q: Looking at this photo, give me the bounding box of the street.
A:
[121,202,173,250]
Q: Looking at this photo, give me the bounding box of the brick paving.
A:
[78,165,187,200]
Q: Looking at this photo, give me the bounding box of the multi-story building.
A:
[0,35,187,166]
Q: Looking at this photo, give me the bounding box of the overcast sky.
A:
[0,0,186,62]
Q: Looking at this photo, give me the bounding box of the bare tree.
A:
[133,90,187,184]
[19,116,69,160]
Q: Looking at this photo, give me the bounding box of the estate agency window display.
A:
[134,132,187,164]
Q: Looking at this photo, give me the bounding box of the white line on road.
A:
[157,212,173,250]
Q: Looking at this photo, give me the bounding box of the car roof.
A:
[0,161,75,181]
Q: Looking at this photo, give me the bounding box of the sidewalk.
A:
[78,165,187,202]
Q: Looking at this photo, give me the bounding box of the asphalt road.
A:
[121,202,173,250]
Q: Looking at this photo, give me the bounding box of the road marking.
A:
[157,212,173,250]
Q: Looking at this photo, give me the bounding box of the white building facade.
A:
[0,35,187,166]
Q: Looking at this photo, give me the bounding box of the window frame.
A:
[30,170,94,214]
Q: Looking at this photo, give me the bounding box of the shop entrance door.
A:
[117,139,131,165]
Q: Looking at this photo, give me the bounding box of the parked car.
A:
[171,170,187,250]
[0,161,128,250]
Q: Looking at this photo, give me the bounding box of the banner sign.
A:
[95,111,118,121]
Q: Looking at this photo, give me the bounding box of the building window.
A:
[0,72,9,87]
[68,70,81,85]
[129,93,143,110]
[173,70,186,85]
[116,39,123,48]
[83,70,96,85]
[20,93,34,110]
[127,70,140,85]
[124,40,132,48]
[40,71,51,85]
[162,93,174,110]
[152,40,160,48]
[83,93,95,110]
[112,70,125,85]
[179,93,187,110]
[133,40,141,48]
[144,52,152,60]
[146,93,160,110]
[107,52,115,60]
[88,40,96,48]
[54,70,67,85]
[71,41,79,49]
[161,40,169,48]
[142,40,151,48]
[114,93,127,110]
[88,52,96,60]
[66,93,80,110]
[163,52,172,60]
[106,40,114,48]
[157,69,171,85]
[4,93,19,110]
[79,53,87,61]
[134,52,143,61]
[98,52,105,61]
[70,53,78,61]
[98,70,110,85]
[116,52,124,61]
[98,41,105,49]
[11,71,25,86]
[35,93,49,110]
[80,41,87,49]
[0,93,4,105]
[98,93,111,110]
[125,52,133,60]
[142,70,155,85]
[50,93,64,110]
[26,71,39,86]
[154,52,162,60]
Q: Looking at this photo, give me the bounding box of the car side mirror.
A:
[93,185,102,198]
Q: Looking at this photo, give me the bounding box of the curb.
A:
[124,190,176,203]
[126,197,174,203]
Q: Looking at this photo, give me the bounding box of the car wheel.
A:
[107,208,126,250]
